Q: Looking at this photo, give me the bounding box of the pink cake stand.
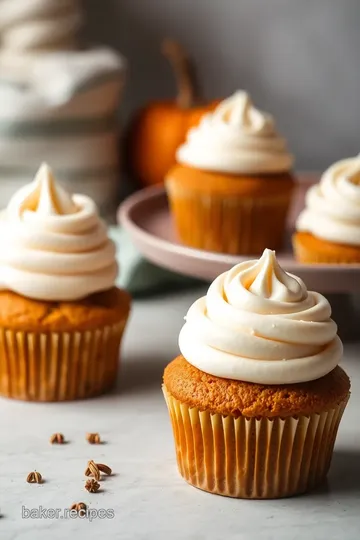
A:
[118,175,360,293]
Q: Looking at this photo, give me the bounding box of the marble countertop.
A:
[0,287,359,540]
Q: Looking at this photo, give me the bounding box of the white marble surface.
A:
[0,287,359,540]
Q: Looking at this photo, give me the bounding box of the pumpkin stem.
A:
[162,38,200,108]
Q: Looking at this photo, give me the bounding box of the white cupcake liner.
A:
[0,321,127,401]
[163,386,349,499]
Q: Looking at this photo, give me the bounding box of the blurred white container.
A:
[0,0,126,217]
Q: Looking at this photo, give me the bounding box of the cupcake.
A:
[294,155,360,263]
[0,163,131,401]
[163,249,350,499]
[165,91,295,255]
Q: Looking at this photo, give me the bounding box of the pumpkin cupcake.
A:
[0,163,131,401]
[166,91,295,255]
[294,155,360,263]
[163,249,350,499]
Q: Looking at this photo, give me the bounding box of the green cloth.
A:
[109,226,203,297]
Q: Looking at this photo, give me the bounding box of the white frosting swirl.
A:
[177,91,294,174]
[0,163,118,301]
[0,0,82,52]
[179,249,342,384]
[297,155,360,246]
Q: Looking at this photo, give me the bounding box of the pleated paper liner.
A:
[163,386,349,499]
[0,320,127,401]
[166,183,292,254]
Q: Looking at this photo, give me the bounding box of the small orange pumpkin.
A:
[126,39,219,187]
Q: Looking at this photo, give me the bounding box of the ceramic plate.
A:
[118,176,360,292]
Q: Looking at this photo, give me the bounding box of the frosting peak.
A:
[9,163,78,219]
[241,248,305,302]
[0,164,118,301]
[216,91,273,134]
[177,91,294,175]
[296,155,360,246]
[179,250,342,384]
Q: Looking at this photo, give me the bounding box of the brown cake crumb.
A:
[163,356,350,418]
[0,288,131,333]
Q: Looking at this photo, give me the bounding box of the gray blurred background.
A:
[86,0,360,171]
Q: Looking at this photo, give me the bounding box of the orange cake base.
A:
[293,232,360,264]
[166,165,294,255]
[0,288,131,402]
[163,356,350,498]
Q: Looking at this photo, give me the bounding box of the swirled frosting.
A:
[0,0,82,52]
[179,249,342,384]
[297,156,360,246]
[0,163,118,301]
[177,91,294,174]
